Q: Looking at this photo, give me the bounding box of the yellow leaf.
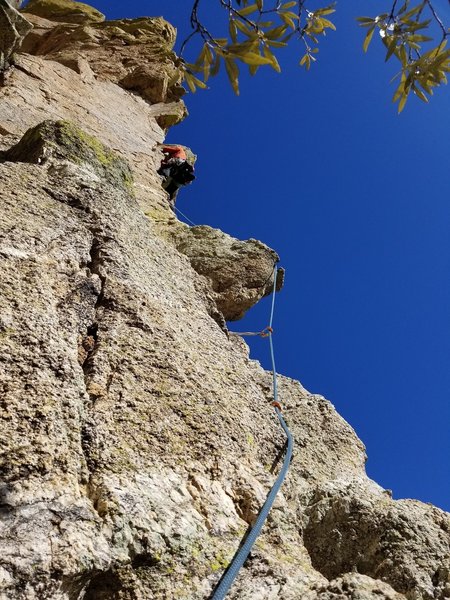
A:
[184,72,197,93]
[237,51,273,65]
[237,3,258,17]
[397,91,408,113]
[235,19,253,36]
[263,45,281,72]
[315,6,336,16]
[265,25,288,39]
[282,11,299,20]
[319,17,336,30]
[363,26,375,52]
[413,87,429,102]
[280,13,296,29]
[393,84,404,102]
[300,53,311,69]
[205,45,213,64]
[266,39,288,48]
[229,20,238,43]
[225,58,240,95]
[211,54,221,76]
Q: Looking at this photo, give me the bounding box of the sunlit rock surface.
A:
[0,2,449,598]
[0,0,32,74]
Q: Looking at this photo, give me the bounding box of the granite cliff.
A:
[0,2,449,599]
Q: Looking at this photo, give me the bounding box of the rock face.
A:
[20,6,186,123]
[24,0,105,24]
[0,3,449,600]
[0,0,32,74]
[171,225,284,321]
[1,120,133,189]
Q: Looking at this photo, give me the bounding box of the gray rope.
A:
[210,267,294,600]
[173,204,196,226]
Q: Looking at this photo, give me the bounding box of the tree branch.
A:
[425,0,448,38]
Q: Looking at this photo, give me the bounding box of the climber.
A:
[157,144,195,205]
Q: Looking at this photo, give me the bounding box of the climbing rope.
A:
[211,266,294,600]
[173,204,196,226]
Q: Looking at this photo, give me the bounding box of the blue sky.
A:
[94,0,450,511]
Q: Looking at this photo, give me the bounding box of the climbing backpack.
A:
[171,162,195,185]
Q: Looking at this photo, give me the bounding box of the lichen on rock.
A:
[1,119,133,190]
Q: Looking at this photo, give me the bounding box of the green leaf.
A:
[363,26,375,52]
[282,1,297,7]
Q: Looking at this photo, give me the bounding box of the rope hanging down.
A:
[173,204,197,226]
[211,267,294,600]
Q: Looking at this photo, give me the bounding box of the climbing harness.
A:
[211,266,294,600]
